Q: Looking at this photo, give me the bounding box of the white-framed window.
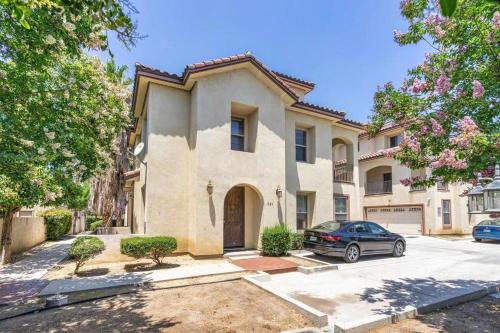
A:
[295,128,308,162]
[389,134,402,148]
[296,194,308,230]
[334,196,348,221]
[442,200,451,228]
[231,117,245,151]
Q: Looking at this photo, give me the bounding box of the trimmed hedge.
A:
[41,208,73,240]
[120,236,177,265]
[261,225,291,256]
[69,236,105,273]
[290,232,304,250]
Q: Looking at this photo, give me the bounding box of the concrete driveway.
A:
[249,236,500,330]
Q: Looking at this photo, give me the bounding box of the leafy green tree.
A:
[370,0,499,188]
[0,0,138,263]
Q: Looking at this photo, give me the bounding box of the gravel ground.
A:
[0,280,314,333]
[370,295,500,333]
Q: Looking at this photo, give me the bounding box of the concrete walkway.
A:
[0,237,74,305]
[247,236,500,331]
[39,262,245,295]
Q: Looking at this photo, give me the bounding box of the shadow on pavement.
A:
[358,277,496,315]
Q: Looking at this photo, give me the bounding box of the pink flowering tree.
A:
[370,0,499,187]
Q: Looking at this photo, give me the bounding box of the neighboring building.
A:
[354,124,472,235]
[125,53,472,256]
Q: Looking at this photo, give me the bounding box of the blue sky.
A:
[100,0,430,123]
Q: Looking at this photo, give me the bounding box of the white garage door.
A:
[366,206,422,235]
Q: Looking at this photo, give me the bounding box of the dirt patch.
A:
[44,254,228,280]
[370,296,500,333]
[0,280,315,332]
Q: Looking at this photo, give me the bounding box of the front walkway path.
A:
[0,237,74,305]
[39,262,245,295]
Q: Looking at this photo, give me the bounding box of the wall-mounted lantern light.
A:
[484,164,500,213]
[276,185,283,199]
[467,173,485,214]
[207,180,213,195]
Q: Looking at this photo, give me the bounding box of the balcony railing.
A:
[410,184,426,191]
[365,180,392,195]
[333,164,353,183]
[437,181,449,191]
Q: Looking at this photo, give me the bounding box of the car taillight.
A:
[320,235,340,242]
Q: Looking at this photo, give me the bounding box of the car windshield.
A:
[478,220,500,226]
[312,221,346,231]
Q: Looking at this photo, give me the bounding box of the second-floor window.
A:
[389,135,402,148]
[295,128,308,162]
[231,117,245,151]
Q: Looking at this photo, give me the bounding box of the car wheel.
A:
[474,238,482,242]
[344,245,360,263]
[392,240,405,257]
[313,252,323,256]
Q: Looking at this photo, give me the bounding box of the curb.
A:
[332,283,500,333]
[244,273,329,327]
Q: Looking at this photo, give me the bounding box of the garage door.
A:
[366,206,422,235]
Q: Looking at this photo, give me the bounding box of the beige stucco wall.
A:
[0,217,46,255]
[133,67,362,255]
[360,156,471,234]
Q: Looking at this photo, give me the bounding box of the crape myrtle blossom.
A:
[400,176,425,187]
[431,118,445,136]
[493,11,500,31]
[472,80,485,99]
[435,73,451,94]
[411,79,427,93]
[452,116,480,147]
[430,149,468,170]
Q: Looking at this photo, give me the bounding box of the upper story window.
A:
[295,128,308,162]
[389,134,402,148]
[231,117,245,151]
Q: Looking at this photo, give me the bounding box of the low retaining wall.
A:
[0,217,46,255]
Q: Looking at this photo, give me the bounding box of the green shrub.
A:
[41,208,73,240]
[85,214,103,231]
[290,232,304,250]
[261,225,291,256]
[120,236,177,265]
[69,236,105,273]
[89,220,104,232]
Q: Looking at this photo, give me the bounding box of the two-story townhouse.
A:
[124,53,365,256]
[352,124,472,235]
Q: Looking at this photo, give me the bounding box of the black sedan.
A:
[303,220,406,263]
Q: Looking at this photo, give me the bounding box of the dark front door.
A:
[224,187,245,248]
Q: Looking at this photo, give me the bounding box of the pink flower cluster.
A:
[400,176,424,187]
[382,148,396,158]
[430,149,468,169]
[435,74,451,94]
[493,12,500,31]
[411,79,427,93]
[452,116,479,147]
[400,0,412,11]
[420,125,430,135]
[472,80,485,99]
[425,13,446,38]
[431,118,445,136]
[404,137,421,153]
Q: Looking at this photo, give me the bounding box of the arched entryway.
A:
[223,185,263,249]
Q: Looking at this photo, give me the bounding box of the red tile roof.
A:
[132,52,365,131]
[359,150,386,161]
[272,71,315,89]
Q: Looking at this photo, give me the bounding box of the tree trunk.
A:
[1,208,19,265]
[88,130,129,227]
[72,210,78,234]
